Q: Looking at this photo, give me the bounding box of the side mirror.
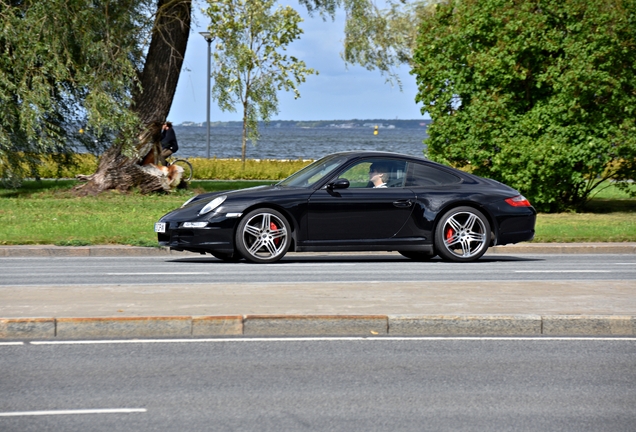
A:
[327,178,350,190]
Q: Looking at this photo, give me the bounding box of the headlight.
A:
[199,195,227,215]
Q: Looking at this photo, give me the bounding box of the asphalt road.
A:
[1,338,634,431]
[1,253,635,286]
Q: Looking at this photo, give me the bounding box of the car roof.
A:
[329,151,494,185]
[329,150,427,161]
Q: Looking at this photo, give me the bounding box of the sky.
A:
[167,2,427,124]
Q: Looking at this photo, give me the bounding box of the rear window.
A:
[405,162,461,186]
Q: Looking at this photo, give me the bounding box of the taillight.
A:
[505,195,531,207]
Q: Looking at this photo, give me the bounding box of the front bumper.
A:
[157,215,238,254]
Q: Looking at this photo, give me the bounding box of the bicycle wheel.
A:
[171,159,193,182]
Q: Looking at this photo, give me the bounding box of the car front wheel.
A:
[235,208,291,263]
[435,206,491,262]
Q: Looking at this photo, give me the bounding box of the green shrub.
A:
[14,154,312,181]
[190,158,311,180]
[412,0,636,212]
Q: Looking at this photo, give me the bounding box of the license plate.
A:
[154,223,166,233]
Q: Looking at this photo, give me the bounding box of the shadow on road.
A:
[167,254,542,264]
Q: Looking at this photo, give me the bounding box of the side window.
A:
[405,162,461,186]
[338,159,407,188]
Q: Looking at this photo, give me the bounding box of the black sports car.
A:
[155,151,536,263]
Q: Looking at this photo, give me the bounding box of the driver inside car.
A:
[369,162,389,188]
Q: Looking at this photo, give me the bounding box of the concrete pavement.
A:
[1,243,635,339]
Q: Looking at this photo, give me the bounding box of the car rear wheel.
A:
[398,251,436,261]
[235,208,291,263]
[435,206,491,262]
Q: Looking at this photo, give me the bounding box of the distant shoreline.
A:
[176,119,432,129]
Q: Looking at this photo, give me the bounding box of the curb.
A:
[489,243,636,255]
[0,245,174,257]
[2,315,635,340]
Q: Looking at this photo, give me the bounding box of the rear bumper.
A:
[495,210,537,246]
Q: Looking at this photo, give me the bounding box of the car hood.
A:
[184,184,275,208]
[159,184,300,222]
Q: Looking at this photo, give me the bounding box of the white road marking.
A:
[277,263,357,266]
[28,336,636,346]
[515,270,612,273]
[0,342,23,346]
[106,272,210,275]
[0,408,146,417]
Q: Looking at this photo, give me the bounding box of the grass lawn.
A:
[533,182,636,242]
[0,180,274,247]
[1,179,634,246]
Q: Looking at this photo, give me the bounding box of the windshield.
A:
[277,154,349,188]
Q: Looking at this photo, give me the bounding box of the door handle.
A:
[393,200,413,208]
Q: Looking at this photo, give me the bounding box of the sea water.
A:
[173,125,428,160]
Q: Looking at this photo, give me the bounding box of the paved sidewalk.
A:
[1,244,635,339]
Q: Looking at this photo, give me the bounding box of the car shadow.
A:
[166,254,542,264]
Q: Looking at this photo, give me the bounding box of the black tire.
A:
[398,251,436,261]
[235,208,291,263]
[211,252,242,262]
[172,159,193,182]
[434,206,491,262]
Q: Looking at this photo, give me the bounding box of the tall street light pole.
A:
[199,32,212,159]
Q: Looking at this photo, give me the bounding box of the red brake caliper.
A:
[270,222,281,246]
[446,227,454,242]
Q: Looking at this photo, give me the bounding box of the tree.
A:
[204,0,316,165]
[1,0,426,193]
[295,0,439,86]
[0,0,192,194]
[77,0,192,195]
[339,0,438,87]
[412,0,636,212]
[0,0,148,187]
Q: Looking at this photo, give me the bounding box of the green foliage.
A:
[0,0,150,186]
[412,0,636,212]
[297,0,440,86]
[191,158,311,180]
[0,155,311,181]
[204,0,317,163]
[190,180,276,193]
[24,154,98,179]
[342,0,438,86]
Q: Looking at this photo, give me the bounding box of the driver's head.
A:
[369,162,389,181]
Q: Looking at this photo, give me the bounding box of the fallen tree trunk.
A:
[76,123,170,194]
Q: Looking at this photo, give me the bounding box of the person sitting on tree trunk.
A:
[160,121,179,164]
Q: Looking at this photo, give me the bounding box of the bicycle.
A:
[165,156,193,182]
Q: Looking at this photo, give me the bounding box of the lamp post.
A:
[199,31,212,159]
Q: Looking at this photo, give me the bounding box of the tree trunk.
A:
[242,101,248,168]
[76,0,192,195]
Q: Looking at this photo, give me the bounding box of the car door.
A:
[306,158,415,242]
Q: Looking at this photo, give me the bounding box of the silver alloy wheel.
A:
[237,210,289,263]
[436,207,490,261]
